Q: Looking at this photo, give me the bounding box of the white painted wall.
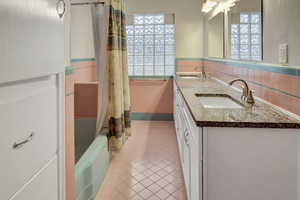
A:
[65,0,71,66]
[70,5,95,59]
[126,0,204,58]
[263,0,300,66]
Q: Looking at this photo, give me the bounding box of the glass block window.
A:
[231,12,262,61]
[126,14,176,77]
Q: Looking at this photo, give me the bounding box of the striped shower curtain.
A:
[106,0,131,151]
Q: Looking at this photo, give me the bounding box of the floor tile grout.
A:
[95,121,187,200]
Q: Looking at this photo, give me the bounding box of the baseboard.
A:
[132,112,174,121]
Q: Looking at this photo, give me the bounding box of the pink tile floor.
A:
[95,121,187,200]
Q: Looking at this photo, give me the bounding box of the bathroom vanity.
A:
[174,76,300,200]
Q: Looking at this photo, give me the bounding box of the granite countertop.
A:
[175,76,300,129]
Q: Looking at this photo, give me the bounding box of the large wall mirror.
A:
[208,13,224,58]
[226,0,262,61]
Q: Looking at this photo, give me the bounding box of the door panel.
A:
[11,158,58,200]
[0,0,65,83]
[0,76,58,200]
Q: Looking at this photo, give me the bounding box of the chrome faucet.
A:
[229,79,255,105]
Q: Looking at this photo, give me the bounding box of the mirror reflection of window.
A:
[231,12,262,61]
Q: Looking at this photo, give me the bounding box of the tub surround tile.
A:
[175,77,300,129]
[75,83,98,118]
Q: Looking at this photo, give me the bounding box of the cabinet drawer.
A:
[10,158,58,200]
[0,76,58,200]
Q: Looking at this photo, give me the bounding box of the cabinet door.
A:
[0,76,58,200]
[178,112,186,168]
[189,133,200,200]
[183,132,191,200]
[0,0,65,83]
[10,158,58,200]
[204,127,299,200]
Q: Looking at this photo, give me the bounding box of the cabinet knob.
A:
[184,129,190,145]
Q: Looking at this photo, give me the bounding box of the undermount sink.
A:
[195,94,244,109]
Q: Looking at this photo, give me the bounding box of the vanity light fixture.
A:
[202,0,218,13]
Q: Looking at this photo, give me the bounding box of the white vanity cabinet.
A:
[174,80,300,200]
[174,82,201,200]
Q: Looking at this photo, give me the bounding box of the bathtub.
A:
[75,118,111,200]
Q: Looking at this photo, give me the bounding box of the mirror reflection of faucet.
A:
[194,66,208,80]
[201,65,207,80]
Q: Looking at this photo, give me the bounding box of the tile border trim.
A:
[132,112,174,121]
[176,57,300,77]
[129,75,174,79]
[71,57,96,62]
[202,57,300,77]
[66,92,74,97]
[65,66,75,76]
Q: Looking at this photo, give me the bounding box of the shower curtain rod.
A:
[71,1,105,6]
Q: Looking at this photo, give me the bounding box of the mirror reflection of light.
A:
[204,0,240,16]
[202,1,218,13]
[221,0,240,12]
[0,0,59,21]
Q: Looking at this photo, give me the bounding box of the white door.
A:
[0,0,65,83]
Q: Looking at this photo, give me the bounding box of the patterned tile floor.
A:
[95,121,187,200]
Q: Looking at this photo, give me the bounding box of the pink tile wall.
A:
[204,60,300,116]
[72,60,175,115]
[176,60,203,72]
[130,78,174,114]
[74,78,174,117]
[72,60,97,83]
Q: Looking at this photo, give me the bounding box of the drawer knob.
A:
[13,132,35,149]
[184,129,190,145]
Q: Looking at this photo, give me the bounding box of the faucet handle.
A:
[246,90,255,105]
